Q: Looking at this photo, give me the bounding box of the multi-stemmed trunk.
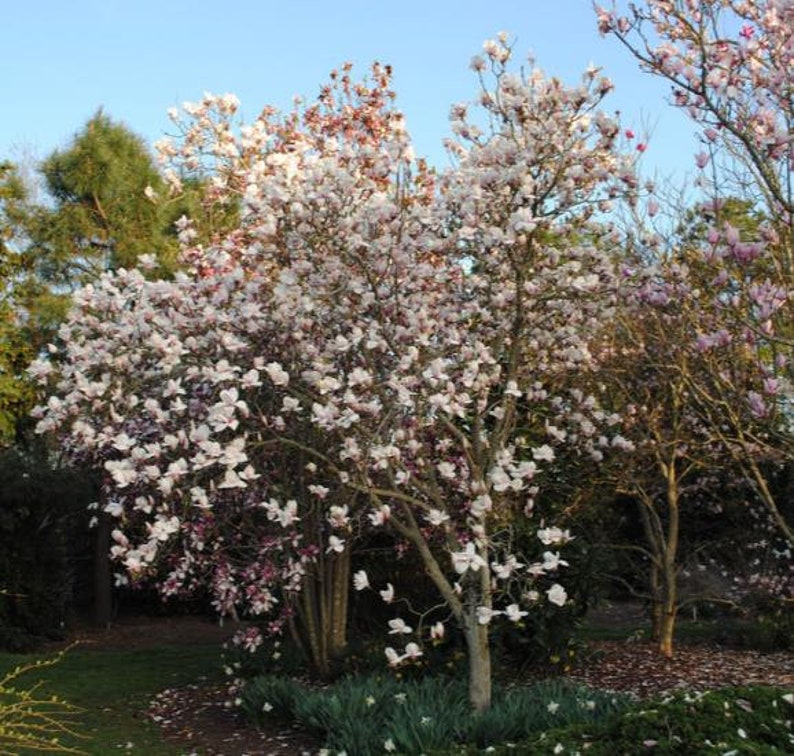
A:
[290,547,351,679]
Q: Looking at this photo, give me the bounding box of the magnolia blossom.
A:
[326,535,345,554]
[264,361,289,386]
[491,555,524,580]
[368,505,391,526]
[424,508,450,526]
[476,606,498,625]
[451,542,487,575]
[504,603,528,622]
[387,618,413,634]
[542,551,569,571]
[327,504,349,527]
[353,570,370,591]
[546,584,568,607]
[384,642,423,666]
[380,583,395,603]
[537,527,573,546]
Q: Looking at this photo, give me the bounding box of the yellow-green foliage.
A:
[0,647,85,754]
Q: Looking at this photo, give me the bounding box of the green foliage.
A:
[241,672,628,754]
[30,111,180,284]
[0,162,50,444]
[529,686,794,755]
[494,592,584,677]
[0,447,94,651]
[0,649,85,754]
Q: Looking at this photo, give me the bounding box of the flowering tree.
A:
[32,40,639,710]
[600,225,769,656]
[597,0,794,548]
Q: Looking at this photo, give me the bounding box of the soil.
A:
[60,606,794,756]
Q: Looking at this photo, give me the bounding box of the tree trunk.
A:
[649,562,663,642]
[658,594,677,658]
[295,548,351,678]
[638,457,681,657]
[329,547,350,656]
[658,472,680,658]
[463,612,492,712]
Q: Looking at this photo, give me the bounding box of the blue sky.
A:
[2,0,703,186]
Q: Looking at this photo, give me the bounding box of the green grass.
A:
[0,643,224,755]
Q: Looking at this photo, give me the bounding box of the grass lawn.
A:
[0,642,224,755]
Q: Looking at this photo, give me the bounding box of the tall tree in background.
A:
[24,111,183,288]
[0,113,193,444]
[0,161,33,443]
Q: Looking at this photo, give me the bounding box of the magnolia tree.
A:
[601,229,776,655]
[596,0,794,550]
[32,40,639,710]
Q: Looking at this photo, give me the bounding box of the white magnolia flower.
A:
[380,583,395,603]
[491,555,524,580]
[437,461,456,479]
[326,535,345,554]
[476,606,498,625]
[104,499,124,517]
[504,603,528,622]
[532,444,555,462]
[542,551,569,571]
[403,642,422,659]
[353,570,370,591]
[368,505,390,526]
[537,526,573,546]
[264,361,289,386]
[387,618,413,634]
[281,396,301,413]
[425,508,450,526]
[505,380,522,397]
[451,542,486,574]
[218,468,247,489]
[546,583,568,607]
[104,459,137,488]
[311,485,331,501]
[470,494,492,518]
[112,432,136,452]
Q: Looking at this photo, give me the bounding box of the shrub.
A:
[0,649,85,754]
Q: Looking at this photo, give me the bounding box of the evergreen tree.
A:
[24,111,181,288]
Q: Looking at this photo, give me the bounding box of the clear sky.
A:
[2,0,703,187]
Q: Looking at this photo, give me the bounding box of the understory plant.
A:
[0,649,85,754]
[531,686,794,755]
[240,672,627,754]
